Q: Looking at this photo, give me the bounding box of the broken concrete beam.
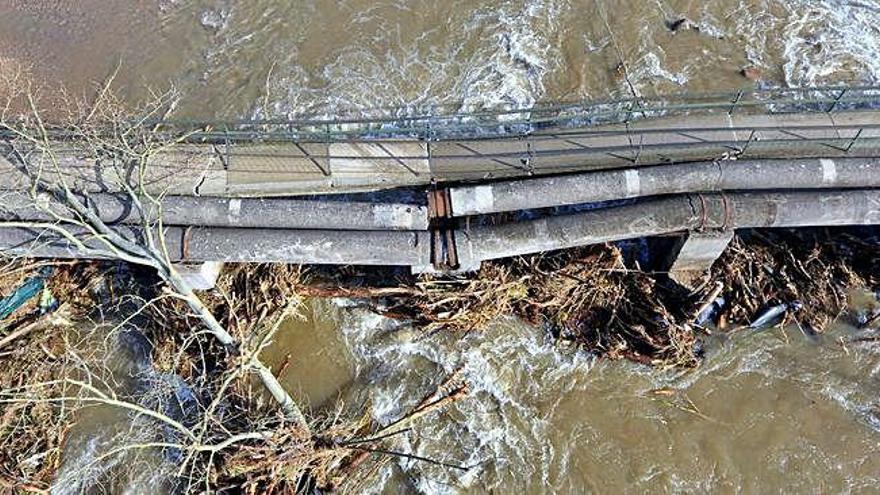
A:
[665,230,735,288]
[177,228,432,266]
[3,190,879,272]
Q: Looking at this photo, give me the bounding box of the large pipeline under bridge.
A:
[1,174,878,274]
[1,88,879,280]
[3,189,875,262]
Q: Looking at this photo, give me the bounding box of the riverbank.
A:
[1,227,878,492]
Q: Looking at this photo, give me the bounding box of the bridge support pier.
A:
[175,262,225,291]
[665,230,734,289]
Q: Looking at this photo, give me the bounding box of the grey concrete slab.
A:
[2,110,878,196]
[329,141,428,188]
[525,135,633,171]
[148,145,227,195]
[226,143,331,193]
[667,230,735,288]
[0,145,227,196]
[429,139,530,180]
[175,261,225,290]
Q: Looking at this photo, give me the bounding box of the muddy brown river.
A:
[2,1,880,493]
[260,299,880,494]
[2,1,879,119]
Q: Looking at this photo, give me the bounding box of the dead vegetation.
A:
[0,313,68,492]
[0,260,470,493]
[713,229,878,334]
[308,228,879,368]
[0,260,102,490]
[1,228,877,492]
[0,75,474,493]
[374,245,700,366]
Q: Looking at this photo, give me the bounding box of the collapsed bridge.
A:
[2,86,880,287]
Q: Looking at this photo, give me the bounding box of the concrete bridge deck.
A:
[2,110,879,197]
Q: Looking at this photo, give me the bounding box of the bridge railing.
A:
[160,85,880,143]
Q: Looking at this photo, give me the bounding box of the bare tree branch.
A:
[0,82,309,432]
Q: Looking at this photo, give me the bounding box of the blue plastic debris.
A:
[0,267,55,321]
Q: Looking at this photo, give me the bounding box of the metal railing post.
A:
[827,88,848,113]
[845,128,863,153]
[737,129,757,156]
[223,125,231,171]
[728,90,744,116]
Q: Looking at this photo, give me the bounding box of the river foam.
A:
[244,0,567,121]
[781,0,880,86]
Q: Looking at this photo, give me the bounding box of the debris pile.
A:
[358,228,880,367]
[1,227,877,491]
[392,246,699,366]
[0,261,103,490]
[713,230,878,334]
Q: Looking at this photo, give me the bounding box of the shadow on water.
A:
[52,325,182,495]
